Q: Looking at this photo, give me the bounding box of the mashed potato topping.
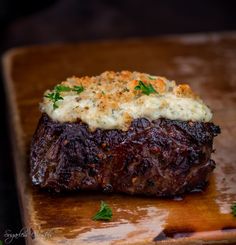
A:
[41,71,212,131]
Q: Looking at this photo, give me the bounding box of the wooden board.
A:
[2,33,236,245]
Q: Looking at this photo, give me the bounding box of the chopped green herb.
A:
[45,84,85,110]
[55,84,84,94]
[73,85,84,94]
[102,91,105,95]
[45,91,63,110]
[92,201,113,221]
[231,203,236,217]
[55,85,72,92]
[134,80,158,95]
[123,87,130,92]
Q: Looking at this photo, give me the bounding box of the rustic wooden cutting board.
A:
[2,33,236,245]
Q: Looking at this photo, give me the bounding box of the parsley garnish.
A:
[73,85,84,94]
[45,91,63,110]
[231,203,236,217]
[134,80,158,95]
[92,201,113,221]
[55,85,84,94]
[45,84,84,110]
[55,85,72,92]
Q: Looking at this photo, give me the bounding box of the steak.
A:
[30,113,220,196]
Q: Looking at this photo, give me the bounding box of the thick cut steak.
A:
[30,113,220,196]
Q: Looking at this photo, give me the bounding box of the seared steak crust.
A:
[30,113,220,196]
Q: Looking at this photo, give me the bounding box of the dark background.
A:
[0,1,236,244]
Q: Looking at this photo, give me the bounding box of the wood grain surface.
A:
[2,33,236,244]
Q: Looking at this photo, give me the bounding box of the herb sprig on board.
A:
[45,85,84,110]
[134,80,158,95]
[92,201,113,221]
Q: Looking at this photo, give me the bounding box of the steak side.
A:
[30,113,220,196]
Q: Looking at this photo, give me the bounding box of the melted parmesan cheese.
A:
[41,71,212,131]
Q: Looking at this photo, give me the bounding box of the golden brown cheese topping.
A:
[41,71,213,131]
